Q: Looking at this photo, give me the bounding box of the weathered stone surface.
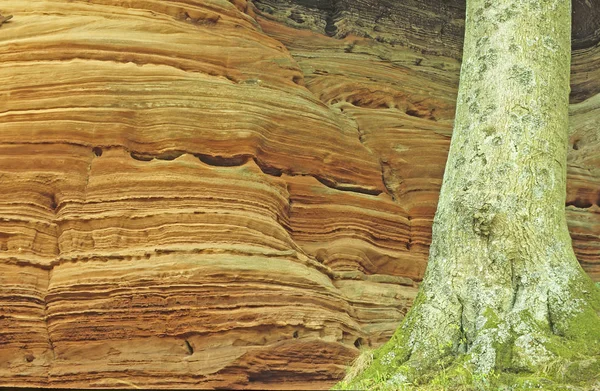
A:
[0,0,598,389]
[567,92,600,282]
[252,0,466,58]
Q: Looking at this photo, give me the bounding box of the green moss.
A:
[562,305,600,341]
[497,373,561,390]
[556,277,600,343]
[334,291,428,389]
[336,282,600,390]
[482,307,501,328]
[495,338,516,371]
[337,356,599,391]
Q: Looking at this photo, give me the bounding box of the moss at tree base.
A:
[335,354,600,390]
[334,283,600,391]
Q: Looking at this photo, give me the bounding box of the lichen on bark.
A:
[335,0,600,389]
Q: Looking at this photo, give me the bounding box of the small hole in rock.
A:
[573,141,580,150]
[92,147,103,157]
[293,331,299,339]
[354,337,364,348]
[253,157,283,176]
[25,353,34,362]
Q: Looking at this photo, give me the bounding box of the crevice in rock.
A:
[130,152,154,162]
[195,153,250,167]
[125,148,383,196]
[314,175,382,196]
[566,198,593,209]
[405,108,437,120]
[184,339,194,355]
[253,157,284,176]
[0,257,53,270]
[324,0,340,37]
[129,150,186,161]
[379,160,397,202]
[41,192,58,212]
[156,151,185,161]
[356,124,367,145]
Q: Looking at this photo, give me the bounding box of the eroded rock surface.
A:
[0,0,598,389]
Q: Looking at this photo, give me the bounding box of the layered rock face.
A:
[0,0,598,389]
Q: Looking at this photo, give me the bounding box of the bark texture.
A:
[337,0,600,389]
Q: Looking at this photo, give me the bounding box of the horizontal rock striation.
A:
[0,0,598,389]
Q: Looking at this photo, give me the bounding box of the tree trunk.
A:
[336,0,600,389]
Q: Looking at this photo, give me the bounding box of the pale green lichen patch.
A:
[496,4,518,22]
[509,65,535,88]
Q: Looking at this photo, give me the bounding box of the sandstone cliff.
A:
[0,0,598,389]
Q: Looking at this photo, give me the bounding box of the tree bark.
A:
[336,0,600,389]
